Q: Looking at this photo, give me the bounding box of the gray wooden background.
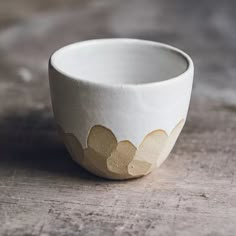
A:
[0,0,236,235]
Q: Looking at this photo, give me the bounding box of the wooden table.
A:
[0,1,235,235]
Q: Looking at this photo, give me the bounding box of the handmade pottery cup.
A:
[49,39,194,180]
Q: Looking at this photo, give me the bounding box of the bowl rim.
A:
[49,38,194,89]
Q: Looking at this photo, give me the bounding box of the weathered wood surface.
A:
[0,0,236,235]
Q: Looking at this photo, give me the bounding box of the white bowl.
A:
[49,38,194,180]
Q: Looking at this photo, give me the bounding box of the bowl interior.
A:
[51,39,188,85]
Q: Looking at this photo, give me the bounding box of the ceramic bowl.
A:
[49,38,194,180]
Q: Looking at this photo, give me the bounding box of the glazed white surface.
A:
[49,39,194,148]
[51,39,187,85]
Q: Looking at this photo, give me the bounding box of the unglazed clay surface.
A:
[59,120,184,180]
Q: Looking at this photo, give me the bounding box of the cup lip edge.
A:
[49,38,194,89]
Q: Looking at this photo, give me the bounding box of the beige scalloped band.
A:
[58,120,185,180]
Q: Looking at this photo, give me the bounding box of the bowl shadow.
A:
[0,109,110,182]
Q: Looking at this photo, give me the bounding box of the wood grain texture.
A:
[0,0,236,235]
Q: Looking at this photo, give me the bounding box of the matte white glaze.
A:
[49,39,194,148]
[51,39,187,85]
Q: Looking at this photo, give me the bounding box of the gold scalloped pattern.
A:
[58,120,184,180]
